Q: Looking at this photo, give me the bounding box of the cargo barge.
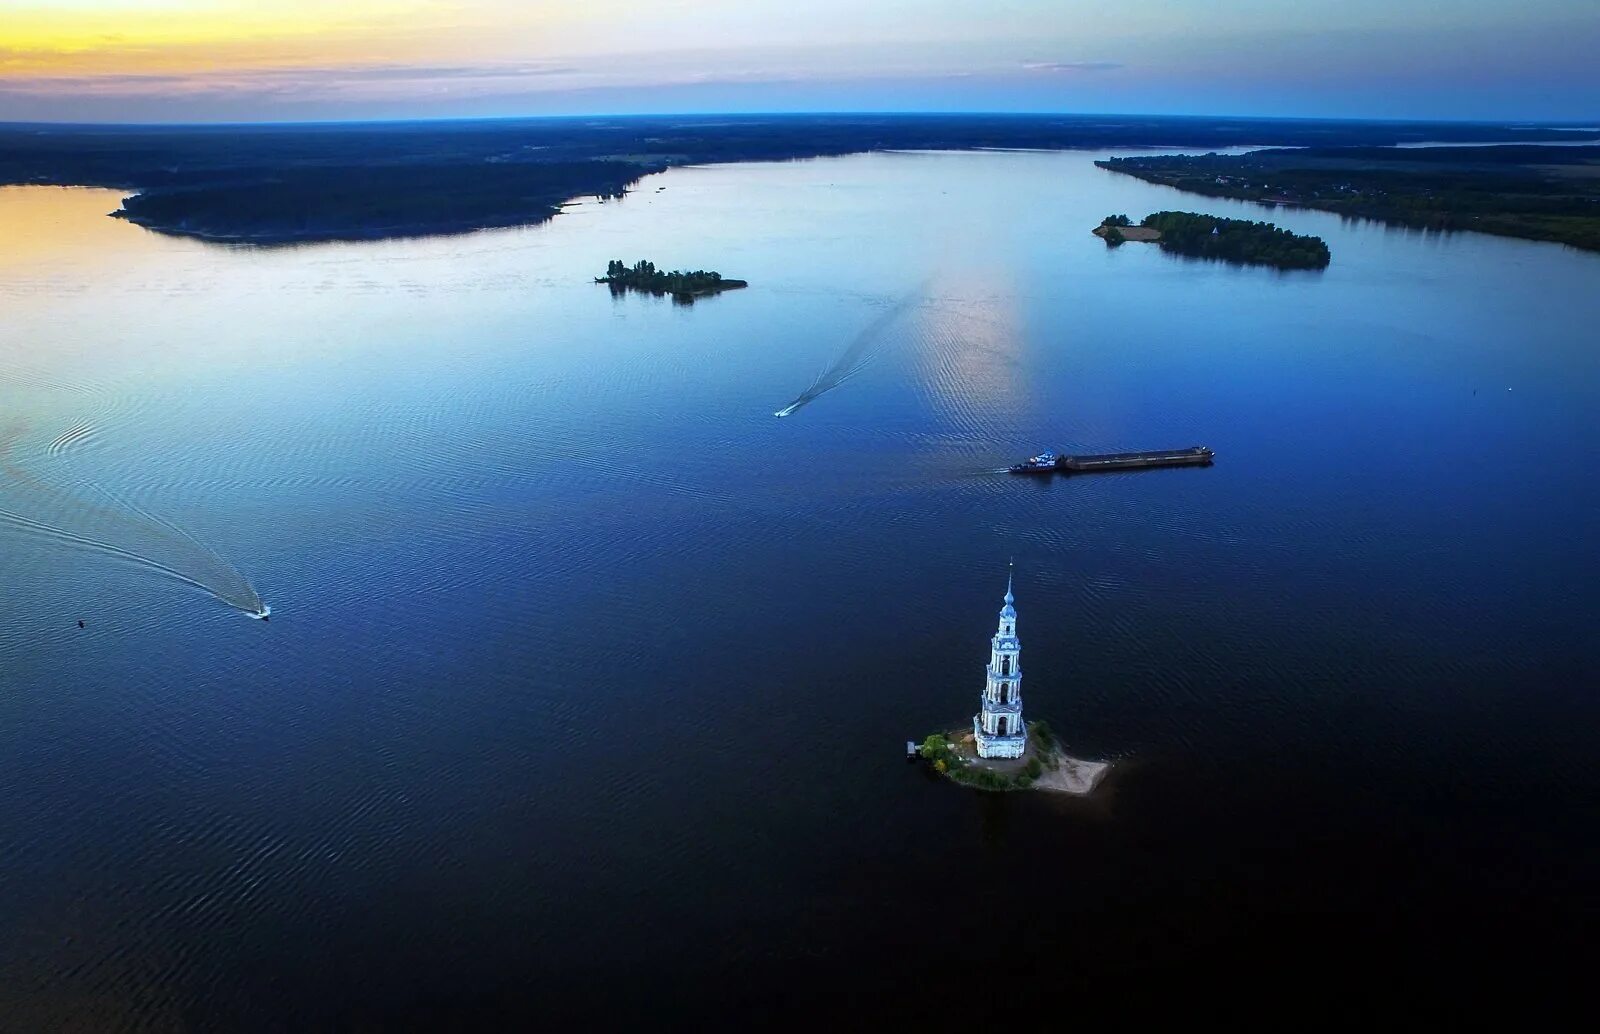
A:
[1009,446,1214,475]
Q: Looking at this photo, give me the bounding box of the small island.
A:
[917,721,1108,796]
[1094,211,1331,269]
[913,564,1111,797]
[596,259,748,303]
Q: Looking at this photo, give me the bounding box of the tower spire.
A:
[1006,558,1014,602]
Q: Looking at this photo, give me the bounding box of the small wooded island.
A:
[596,259,748,302]
[1095,211,1331,269]
[918,721,1108,795]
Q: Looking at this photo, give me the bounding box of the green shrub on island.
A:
[1101,214,1132,227]
[1102,225,1126,246]
[919,733,967,773]
[1138,211,1331,269]
[950,766,1018,791]
[597,259,748,301]
[919,729,1051,791]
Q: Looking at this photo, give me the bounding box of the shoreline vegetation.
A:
[917,721,1109,796]
[1,117,1594,245]
[1095,211,1331,269]
[596,259,747,302]
[1097,146,1600,253]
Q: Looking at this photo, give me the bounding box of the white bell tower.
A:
[974,562,1027,758]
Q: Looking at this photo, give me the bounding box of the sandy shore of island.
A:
[1093,224,1161,241]
[944,728,1110,797]
[1032,754,1110,795]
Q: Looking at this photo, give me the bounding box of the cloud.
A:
[1021,61,1124,73]
[0,61,587,101]
[321,64,581,82]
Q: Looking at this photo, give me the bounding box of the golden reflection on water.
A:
[0,189,157,420]
[0,188,270,614]
[0,186,153,276]
[0,185,363,402]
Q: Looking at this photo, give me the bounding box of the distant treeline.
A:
[597,260,747,302]
[1141,211,1331,269]
[1,117,1594,245]
[1097,148,1600,253]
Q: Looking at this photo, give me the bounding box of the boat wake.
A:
[773,290,921,418]
[0,420,266,616]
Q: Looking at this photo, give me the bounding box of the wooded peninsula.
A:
[1096,212,1332,269]
[1097,146,1600,253]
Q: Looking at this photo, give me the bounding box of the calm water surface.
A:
[2,151,1597,1025]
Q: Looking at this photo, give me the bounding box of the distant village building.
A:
[974,564,1027,758]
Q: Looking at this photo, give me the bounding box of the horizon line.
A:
[4,109,1599,132]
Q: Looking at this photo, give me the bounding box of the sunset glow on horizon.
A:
[3,0,1596,123]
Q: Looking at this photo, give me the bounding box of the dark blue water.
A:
[2,151,1597,1026]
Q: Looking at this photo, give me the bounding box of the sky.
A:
[1,0,1596,124]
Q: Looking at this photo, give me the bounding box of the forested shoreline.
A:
[1098,147,1600,253]
[2,117,1593,245]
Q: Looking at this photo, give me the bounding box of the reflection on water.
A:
[906,266,1029,438]
[1,152,1598,1025]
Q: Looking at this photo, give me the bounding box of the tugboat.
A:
[1009,450,1060,474]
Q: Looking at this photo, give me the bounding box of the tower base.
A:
[973,716,1026,759]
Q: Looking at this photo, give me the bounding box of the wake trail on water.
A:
[773,289,924,418]
[87,481,265,613]
[0,418,266,616]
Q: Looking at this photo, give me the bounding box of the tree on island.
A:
[1102,225,1126,246]
[1101,214,1132,227]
